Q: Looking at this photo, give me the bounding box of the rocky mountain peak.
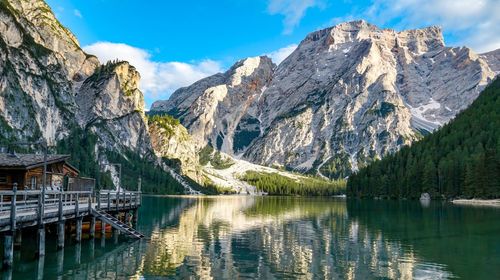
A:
[152,20,498,179]
[481,49,500,74]
[5,0,80,47]
[0,0,153,159]
[76,61,146,129]
[227,56,275,87]
[1,0,97,82]
[150,55,275,154]
[300,20,445,56]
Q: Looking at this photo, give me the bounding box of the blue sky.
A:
[46,0,500,108]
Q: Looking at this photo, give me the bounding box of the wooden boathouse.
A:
[0,152,143,268]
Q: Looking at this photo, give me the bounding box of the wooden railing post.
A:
[57,190,65,250]
[75,193,82,242]
[107,191,111,210]
[75,192,79,217]
[58,190,63,221]
[3,183,18,268]
[97,190,101,210]
[122,191,126,209]
[116,189,119,211]
[88,194,91,213]
[10,184,17,232]
[137,178,142,206]
[89,194,95,239]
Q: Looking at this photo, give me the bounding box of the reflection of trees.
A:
[138,196,454,279]
[348,200,500,279]
[12,196,474,279]
[140,196,345,278]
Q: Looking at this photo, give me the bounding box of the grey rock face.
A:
[481,49,500,74]
[152,21,498,179]
[151,56,275,154]
[148,117,202,182]
[245,21,496,178]
[0,0,153,164]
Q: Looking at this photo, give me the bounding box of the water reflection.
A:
[135,196,454,279]
[6,196,500,279]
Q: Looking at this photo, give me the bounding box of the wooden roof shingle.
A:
[0,154,70,170]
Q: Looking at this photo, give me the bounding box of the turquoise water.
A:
[3,196,500,279]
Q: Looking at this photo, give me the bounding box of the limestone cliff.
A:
[0,0,185,192]
[148,115,202,182]
[152,21,499,179]
[151,56,275,154]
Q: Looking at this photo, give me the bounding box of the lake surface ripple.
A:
[5,196,500,279]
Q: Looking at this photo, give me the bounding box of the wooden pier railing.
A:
[1,180,143,268]
[0,188,141,232]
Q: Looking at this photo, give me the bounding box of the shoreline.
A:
[451,199,500,207]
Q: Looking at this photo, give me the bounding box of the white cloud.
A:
[267,0,325,34]
[360,0,500,52]
[266,44,298,64]
[83,42,223,103]
[73,9,82,18]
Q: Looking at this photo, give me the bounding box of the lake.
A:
[4,196,500,279]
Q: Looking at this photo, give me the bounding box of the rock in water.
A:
[420,193,431,201]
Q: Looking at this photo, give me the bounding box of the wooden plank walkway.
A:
[0,182,143,268]
[0,189,141,232]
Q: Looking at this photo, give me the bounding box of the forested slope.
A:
[347,78,500,199]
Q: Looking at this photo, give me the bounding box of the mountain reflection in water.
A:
[7,196,500,279]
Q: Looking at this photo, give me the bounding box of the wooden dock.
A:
[0,183,142,268]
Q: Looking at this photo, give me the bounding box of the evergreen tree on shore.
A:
[347,78,500,199]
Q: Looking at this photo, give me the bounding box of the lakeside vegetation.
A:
[147,114,181,138]
[198,145,234,169]
[347,78,500,199]
[57,128,185,194]
[241,171,346,196]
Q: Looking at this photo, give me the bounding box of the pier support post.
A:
[75,191,82,242]
[13,230,21,250]
[133,209,139,227]
[125,211,131,227]
[57,190,65,249]
[90,216,96,238]
[3,233,14,268]
[57,222,65,249]
[75,243,81,265]
[113,228,119,244]
[4,183,17,268]
[101,220,106,236]
[114,214,121,236]
[56,249,64,275]
[36,256,45,280]
[76,218,82,242]
[37,226,45,257]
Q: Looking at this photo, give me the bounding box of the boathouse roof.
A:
[0,153,72,170]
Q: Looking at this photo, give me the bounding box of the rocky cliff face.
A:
[0,0,98,145]
[481,49,500,74]
[148,115,202,182]
[152,21,499,179]
[0,0,158,185]
[151,56,275,154]
[76,61,153,158]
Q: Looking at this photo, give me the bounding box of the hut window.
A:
[0,174,6,184]
[30,176,37,190]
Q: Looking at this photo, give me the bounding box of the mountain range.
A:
[0,0,499,193]
[151,21,499,179]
